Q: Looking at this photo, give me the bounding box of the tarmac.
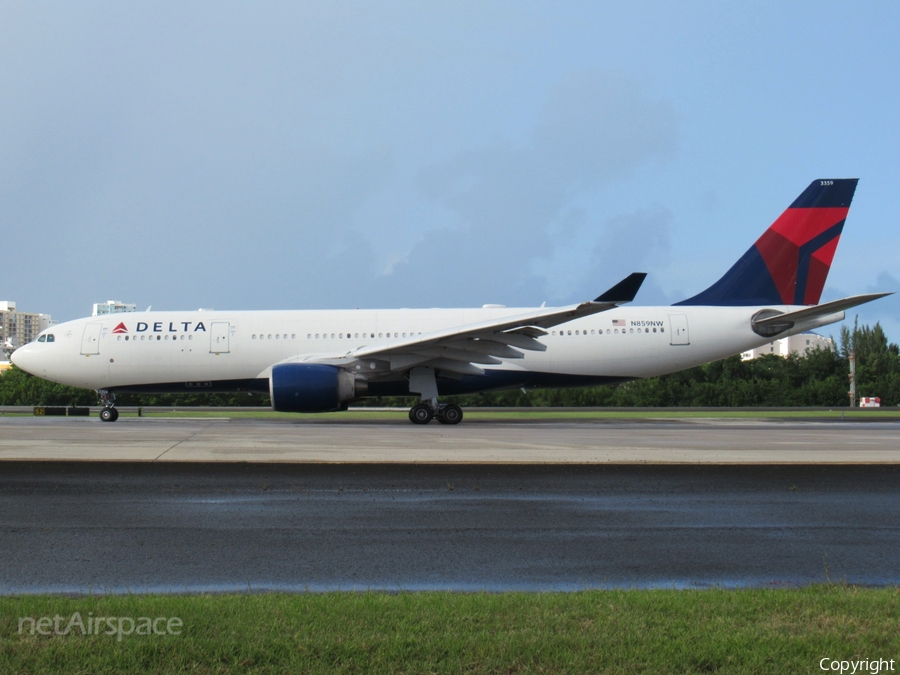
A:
[0,415,899,463]
[3,416,899,592]
[2,462,898,593]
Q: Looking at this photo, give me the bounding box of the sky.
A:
[2,1,899,342]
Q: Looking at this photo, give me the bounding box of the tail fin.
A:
[676,179,858,306]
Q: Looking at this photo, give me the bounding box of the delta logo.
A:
[108,321,208,334]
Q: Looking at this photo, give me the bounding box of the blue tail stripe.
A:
[789,179,857,208]
[792,220,845,304]
[674,247,782,306]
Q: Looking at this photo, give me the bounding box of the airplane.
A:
[11,178,889,424]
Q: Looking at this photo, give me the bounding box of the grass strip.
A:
[2,587,899,674]
[5,408,900,420]
[145,408,900,420]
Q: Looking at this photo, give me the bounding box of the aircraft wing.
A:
[291,273,646,376]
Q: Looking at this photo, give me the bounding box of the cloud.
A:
[861,272,900,325]
[579,206,674,305]
[818,272,900,344]
[371,71,677,307]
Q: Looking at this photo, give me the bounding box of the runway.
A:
[1,415,900,463]
[3,418,898,592]
[2,462,899,593]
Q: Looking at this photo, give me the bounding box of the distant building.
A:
[741,332,833,361]
[93,300,137,316]
[0,301,55,349]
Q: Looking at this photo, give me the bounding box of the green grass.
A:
[145,408,900,421]
[5,407,900,421]
[2,587,899,674]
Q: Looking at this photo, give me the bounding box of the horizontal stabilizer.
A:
[752,292,892,337]
[594,273,647,303]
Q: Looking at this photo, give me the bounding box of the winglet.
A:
[594,273,647,303]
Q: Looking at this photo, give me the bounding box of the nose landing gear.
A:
[98,390,119,422]
[406,366,463,425]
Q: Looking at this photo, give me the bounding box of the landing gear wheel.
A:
[409,403,434,425]
[437,404,463,425]
[100,407,119,422]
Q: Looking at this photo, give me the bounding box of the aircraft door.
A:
[668,314,690,345]
[210,322,230,354]
[80,323,102,355]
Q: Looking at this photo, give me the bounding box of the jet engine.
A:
[270,363,367,413]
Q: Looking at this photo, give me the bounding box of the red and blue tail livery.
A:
[676,179,857,306]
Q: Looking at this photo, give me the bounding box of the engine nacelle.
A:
[270,364,367,413]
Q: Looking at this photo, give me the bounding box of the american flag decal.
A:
[612,319,626,327]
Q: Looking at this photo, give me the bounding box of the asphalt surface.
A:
[2,462,899,593]
[2,416,900,463]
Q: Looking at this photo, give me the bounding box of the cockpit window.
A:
[37,335,46,342]
[46,334,55,343]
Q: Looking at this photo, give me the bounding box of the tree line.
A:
[1,322,898,408]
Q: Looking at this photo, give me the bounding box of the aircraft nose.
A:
[10,344,40,376]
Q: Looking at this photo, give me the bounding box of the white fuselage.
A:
[11,305,839,395]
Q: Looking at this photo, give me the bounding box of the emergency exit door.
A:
[80,323,102,355]
[668,314,690,345]
[210,322,230,353]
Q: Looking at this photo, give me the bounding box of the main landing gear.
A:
[408,402,463,425]
[98,390,119,422]
[407,366,463,425]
